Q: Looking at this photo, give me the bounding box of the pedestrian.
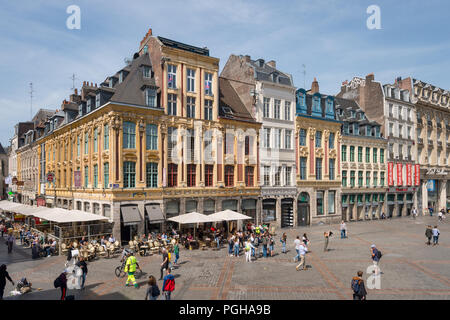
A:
[438,209,444,222]
[0,223,4,238]
[432,226,440,245]
[145,275,160,300]
[340,221,347,239]
[302,233,310,246]
[295,241,308,271]
[412,207,417,219]
[425,225,433,245]
[233,235,240,257]
[351,271,367,300]
[244,239,255,262]
[293,236,301,262]
[160,248,169,280]
[228,235,234,257]
[429,207,433,217]
[324,231,332,252]
[124,251,140,288]
[19,227,24,245]
[268,235,275,257]
[173,240,180,265]
[54,270,68,300]
[0,264,14,300]
[262,234,268,258]
[280,233,287,254]
[76,256,88,290]
[6,231,15,254]
[162,268,175,300]
[252,234,259,259]
[370,244,382,274]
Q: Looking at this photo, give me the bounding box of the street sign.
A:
[47,172,55,183]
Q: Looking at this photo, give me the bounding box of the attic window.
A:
[109,79,113,88]
[143,66,151,78]
[145,88,156,107]
[271,73,278,83]
[87,99,91,112]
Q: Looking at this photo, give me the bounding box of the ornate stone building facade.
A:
[295,79,342,225]
[335,97,387,221]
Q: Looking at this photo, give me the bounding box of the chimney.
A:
[243,55,251,62]
[366,73,375,82]
[341,80,348,92]
[267,60,276,68]
[139,27,153,53]
[311,77,319,94]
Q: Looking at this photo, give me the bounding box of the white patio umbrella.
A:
[207,209,252,222]
[168,212,217,239]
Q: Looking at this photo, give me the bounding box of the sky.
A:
[1,0,449,147]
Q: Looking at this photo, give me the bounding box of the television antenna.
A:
[70,73,77,91]
[29,82,34,120]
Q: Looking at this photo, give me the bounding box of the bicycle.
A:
[115,260,144,278]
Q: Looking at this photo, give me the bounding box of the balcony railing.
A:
[428,139,434,145]
[427,120,433,127]
[418,138,423,144]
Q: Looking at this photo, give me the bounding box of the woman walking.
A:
[145,275,160,300]
[280,233,287,254]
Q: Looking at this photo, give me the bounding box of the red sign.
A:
[388,162,394,186]
[414,164,420,186]
[406,164,412,186]
[47,172,55,183]
[397,163,403,186]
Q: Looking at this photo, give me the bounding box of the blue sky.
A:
[1,0,449,147]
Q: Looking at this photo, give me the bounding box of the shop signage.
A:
[427,180,436,192]
[414,164,420,186]
[397,163,403,186]
[46,172,55,183]
[426,168,447,176]
[36,197,46,207]
[388,162,394,186]
[406,164,412,186]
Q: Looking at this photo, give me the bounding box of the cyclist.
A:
[124,251,141,288]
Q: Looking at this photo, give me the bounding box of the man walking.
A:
[124,251,140,288]
[351,271,367,300]
[0,264,14,300]
[324,231,332,252]
[293,236,301,262]
[162,268,175,300]
[295,242,308,271]
[6,231,15,254]
[425,225,433,245]
[432,226,440,245]
[412,207,417,219]
[76,256,88,290]
[340,221,347,239]
[160,248,169,280]
[370,244,382,275]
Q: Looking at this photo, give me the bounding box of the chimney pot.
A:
[311,77,319,94]
[366,73,375,82]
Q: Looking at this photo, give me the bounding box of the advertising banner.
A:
[397,163,403,186]
[406,164,412,186]
[414,164,420,186]
[388,162,394,186]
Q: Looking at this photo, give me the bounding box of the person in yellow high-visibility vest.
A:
[124,251,141,288]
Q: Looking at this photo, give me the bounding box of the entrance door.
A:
[297,192,310,226]
[281,198,294,228]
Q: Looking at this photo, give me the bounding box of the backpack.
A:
[54,275,63,288]
[152,285,160,297]
[164,278,175,292]
[351,278,361,294]
[376,250,382,259]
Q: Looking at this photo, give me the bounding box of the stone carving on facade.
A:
[315,148,324,158]
[308,127,316,139]
[298,146,308,157]
[324,130,330,140]
[329,149,337,159]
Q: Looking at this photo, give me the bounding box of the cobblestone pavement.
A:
[2,215,450,300]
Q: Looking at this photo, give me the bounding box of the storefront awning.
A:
[0,200,23,211]
[121,206,142,226]
[145,204,164,223]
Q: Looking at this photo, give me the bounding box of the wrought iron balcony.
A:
[418,138,423,144]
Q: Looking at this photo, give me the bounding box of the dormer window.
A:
[109,78,113,88]
[325,97,334,119]
[312,94,321,117]
[296,90,307,114]
[271,72,278,83]
[350,110,356,118]
[95,93,100,108]
[78,104,82,115]
[87,99,91,112]
[143,66,151,78]
[145,88,156,107]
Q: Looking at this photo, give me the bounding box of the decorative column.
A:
[421,180,428,215]
[308,127,316,178]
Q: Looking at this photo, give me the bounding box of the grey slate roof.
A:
[219,77,255,122]
[248,59,293,86]
[0,143,6,155]
[157,36,210,56]
[109,52,158,107]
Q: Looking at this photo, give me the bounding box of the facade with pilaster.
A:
[295,79,342,226]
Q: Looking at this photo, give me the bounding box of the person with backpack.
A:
[162,268,175,300]
[54,270,68,300]
[370,244,382,268]
[432,226,440,245]
[145,275,160,300]
[425,225,433,245]
[0,264,14,300]
[351,271,367,300]
[280,233,287,254]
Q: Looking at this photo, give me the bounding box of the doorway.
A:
[297,192,310,226]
